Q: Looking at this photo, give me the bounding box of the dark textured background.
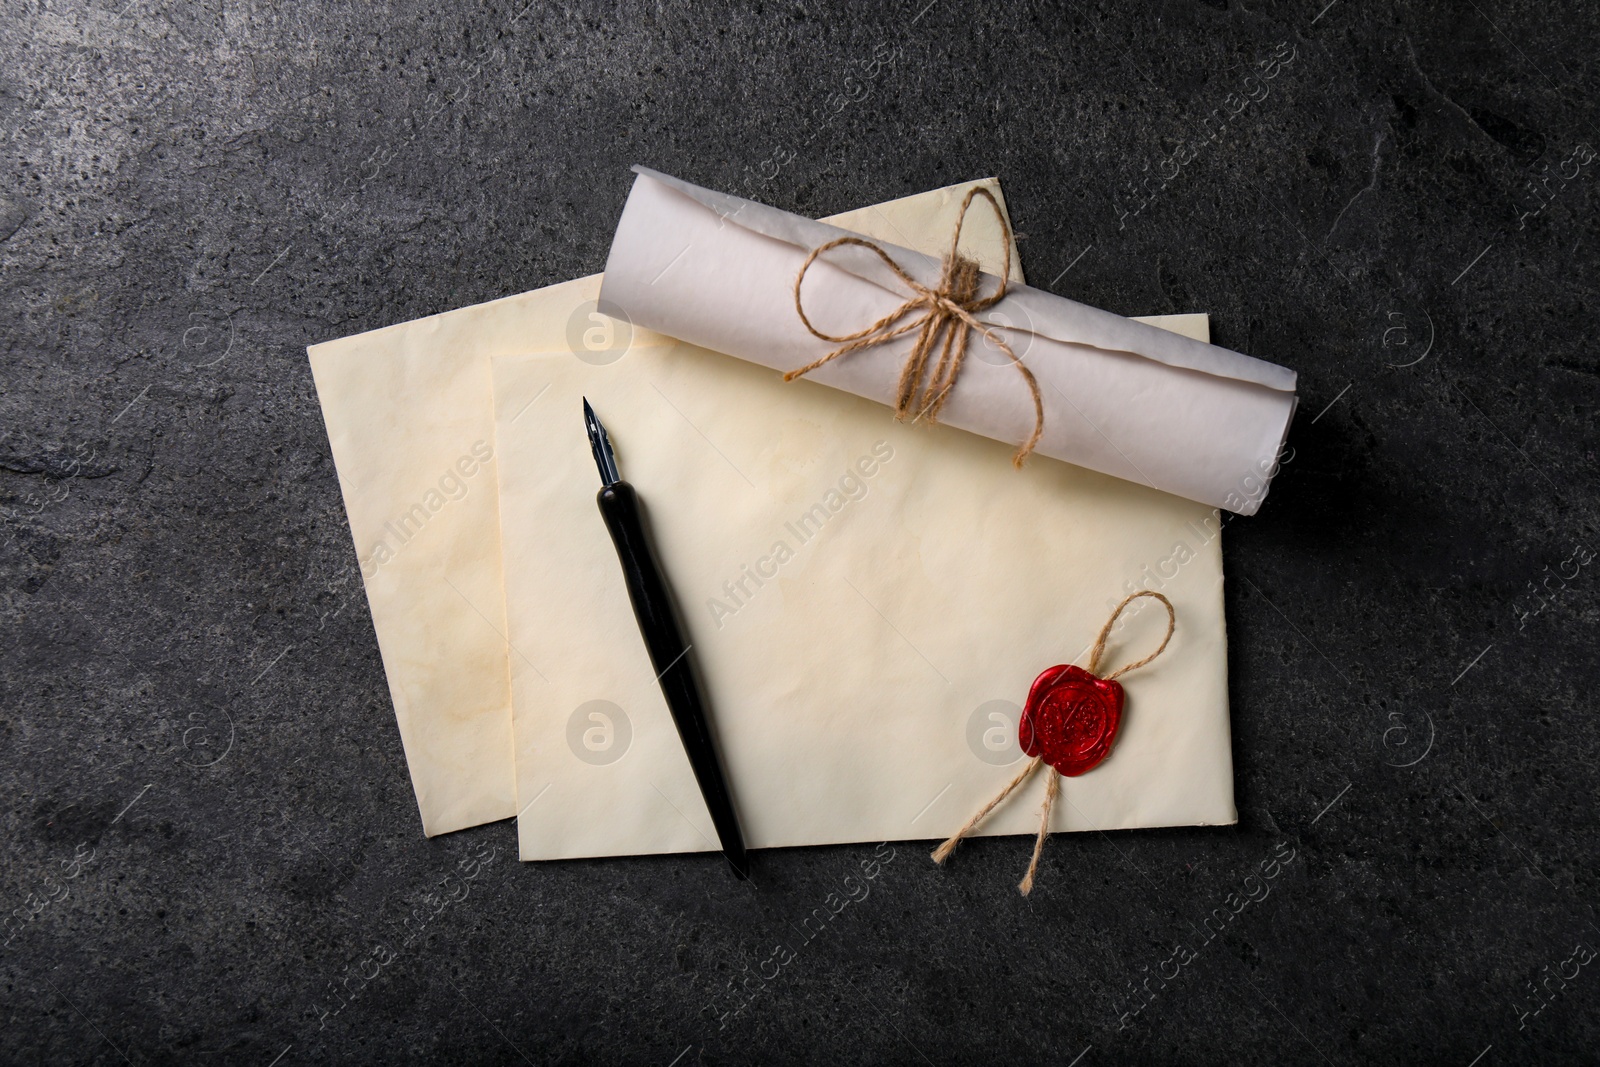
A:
[3,0,1597,1063]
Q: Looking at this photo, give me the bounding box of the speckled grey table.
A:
[3,1,1597,1063]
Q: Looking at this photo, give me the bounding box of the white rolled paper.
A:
[598,167,1298,514]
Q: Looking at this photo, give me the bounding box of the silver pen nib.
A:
[583,397,621,486]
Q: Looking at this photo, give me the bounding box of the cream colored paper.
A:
[306,180,1027,836]
[495,313,1234,861]
[599,169,1297,514]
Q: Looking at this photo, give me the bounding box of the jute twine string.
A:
[932,590,1177,895]
[785,187,1046,468]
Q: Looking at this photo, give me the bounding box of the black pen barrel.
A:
[596,480,749,879]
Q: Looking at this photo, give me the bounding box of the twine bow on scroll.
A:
[785,187,1046,468]
[932,591,1177,895]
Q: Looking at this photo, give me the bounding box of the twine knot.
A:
[785,187,1045,468]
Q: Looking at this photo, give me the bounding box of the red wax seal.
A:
[1019,664,1125,777]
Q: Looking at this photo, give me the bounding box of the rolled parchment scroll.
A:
[598,167,1298,514]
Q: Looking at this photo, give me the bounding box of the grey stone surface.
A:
[2,0,1597,1063]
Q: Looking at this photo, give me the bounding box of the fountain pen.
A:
[583,398,750,880]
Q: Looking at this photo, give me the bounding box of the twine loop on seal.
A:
[785,187,1046,468]
[931,590,1176,895]
[1087,590,1176,682]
